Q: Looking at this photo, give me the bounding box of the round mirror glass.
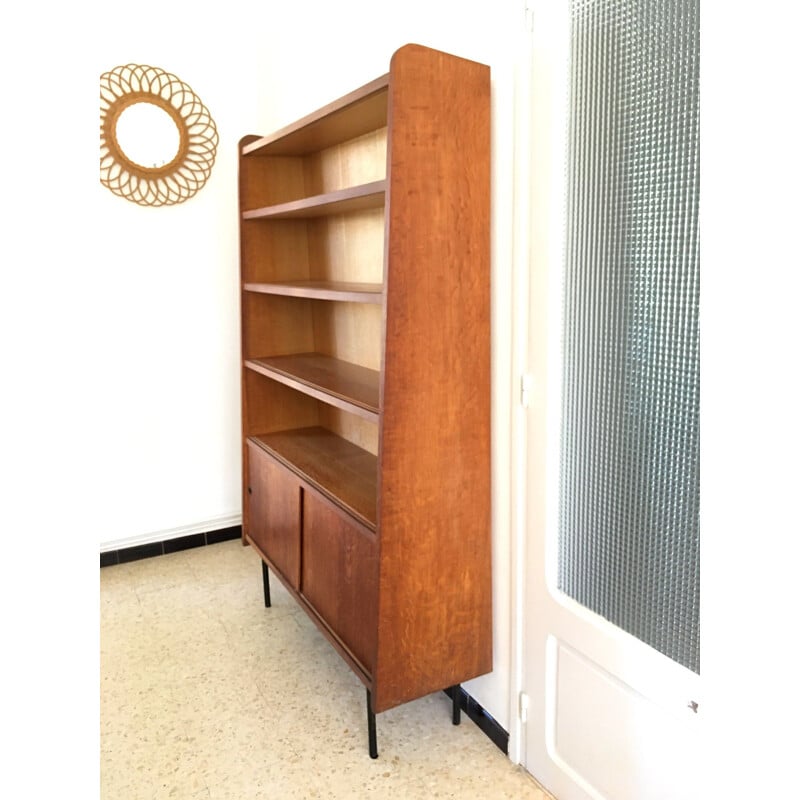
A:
[115,101,181,169]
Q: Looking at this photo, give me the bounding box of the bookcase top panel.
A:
[242,75,389,158]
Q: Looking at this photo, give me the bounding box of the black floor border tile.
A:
[164,532,206,554]
[100,525,243,568]
[206,526,242,545]
[117,541,164,564]
[444,685,509,755]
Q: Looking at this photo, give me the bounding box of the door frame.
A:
[507,0,536,768]
[508,0,703,786]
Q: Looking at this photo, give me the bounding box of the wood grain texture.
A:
[238,44,492,723]
[242,181,385,221]
[241,293,314,359]
[312,301,383,372]
[246,528,375,688]
[242,76,388,157]
[307,208,386,285]
[241,377,319,544]
[243,371,320,435]
[303,128,387,196]
[243,280,383,303]
[246,441,301,588]
[241,231,383,371]
[251,428,377,529]
[301,491,378,673]
[240,219,312,285]
[238,154,307,210]
[245,353,380,419]
[373,44,492,713]
[318,406,379,457]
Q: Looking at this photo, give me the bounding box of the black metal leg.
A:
[367,689,378,759]
[449,684,462,725]
[262,561,271,608]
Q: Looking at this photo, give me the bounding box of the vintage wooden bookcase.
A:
[237,43,492,757]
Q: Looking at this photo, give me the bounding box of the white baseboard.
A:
[99,512,242,553]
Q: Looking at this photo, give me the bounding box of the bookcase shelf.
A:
[243,281,383,304]
[242,74,389,158]
[242,181,385,221]
[244,353,379,421]
[249,427,377,530]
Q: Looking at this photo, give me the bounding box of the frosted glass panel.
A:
[558,0,700,673]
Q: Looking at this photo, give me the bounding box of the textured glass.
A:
[558,0,700,673]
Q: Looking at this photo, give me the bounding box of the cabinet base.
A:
[366,684,460,759]
[366,689,378,758]
[262,560,271,608]
[261,562,466,758]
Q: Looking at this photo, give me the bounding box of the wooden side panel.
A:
[239,152,306,209]
[246,443,301,589]
[243,372,320,435]
[374,45,493,712]
[301,492,378,673]
[240,219,312,284]
[242,294,314,359]
[239,142,315,543]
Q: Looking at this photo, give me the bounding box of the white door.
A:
[518,2,701,799]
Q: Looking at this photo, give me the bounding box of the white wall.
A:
[91,6,263,548]
[62,0,522,734]
[701,5,800,796]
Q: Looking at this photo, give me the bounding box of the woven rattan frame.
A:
[100,64,218,207]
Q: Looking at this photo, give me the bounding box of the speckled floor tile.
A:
[100,539,553,800]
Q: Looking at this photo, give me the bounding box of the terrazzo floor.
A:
[100,539,554,800]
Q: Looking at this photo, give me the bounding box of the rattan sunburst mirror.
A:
[100,64,219,207]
